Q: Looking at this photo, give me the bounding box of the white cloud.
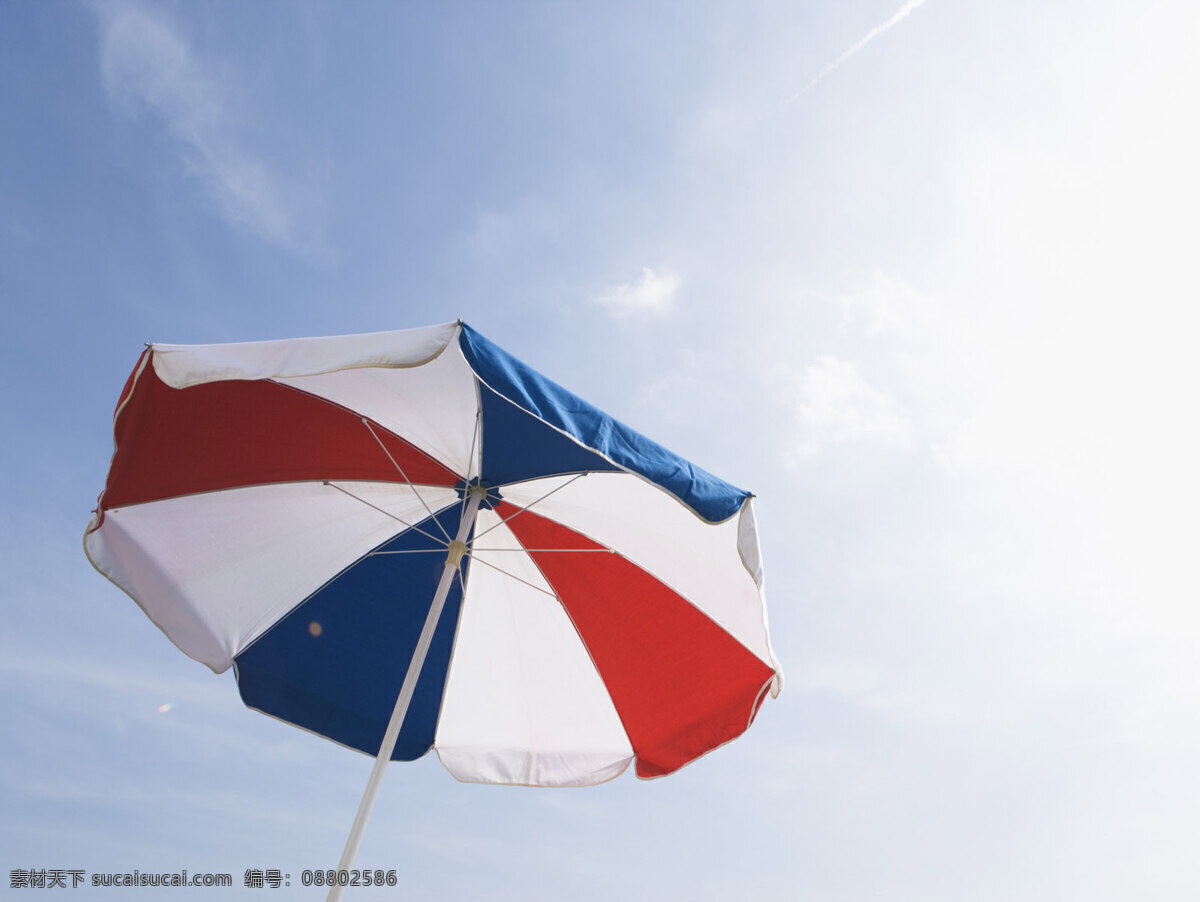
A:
[789,354,914,460]
[93,0,300,250]
[593,267,680,317]
[783,0,929,104]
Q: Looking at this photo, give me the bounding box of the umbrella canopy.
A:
[85,321,782,789]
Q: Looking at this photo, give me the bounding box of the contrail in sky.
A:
[783,0,929,106]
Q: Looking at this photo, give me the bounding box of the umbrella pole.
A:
[327,488,484,902]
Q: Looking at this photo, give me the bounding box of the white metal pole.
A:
[327,488,484,902]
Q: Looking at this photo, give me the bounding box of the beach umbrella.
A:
[84,321,782,894]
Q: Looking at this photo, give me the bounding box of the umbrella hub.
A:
[446,539,469,566]
[455,477,503,511]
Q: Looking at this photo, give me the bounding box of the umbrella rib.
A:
[469,547,614,553]
[323,481,449,547]
[361,418,452,541]
[465,552,559,599]
[466,403,482,484]
[367,549,449,555]
[455,393,484,527]
[472,472,587,542]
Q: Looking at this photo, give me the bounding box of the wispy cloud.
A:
[784,0,929,105]
[789,354,914,460]
[593,267,680,317]
[92,1,301,251]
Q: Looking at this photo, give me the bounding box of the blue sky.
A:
[4,0,1200,898]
